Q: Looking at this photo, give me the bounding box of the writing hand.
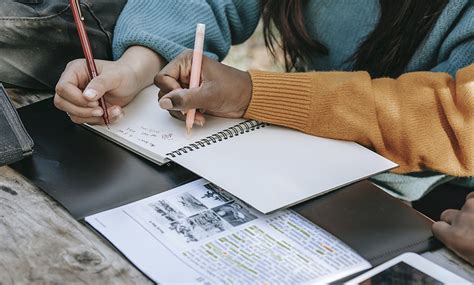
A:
[155,50,252,126]
[55,46,165,125]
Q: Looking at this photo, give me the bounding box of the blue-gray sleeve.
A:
[112,0,261,61]
[430,3,474,76]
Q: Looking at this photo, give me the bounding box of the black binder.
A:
[11,98,441,266]
[0,85,34,166]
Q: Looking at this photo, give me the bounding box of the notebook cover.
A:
[11,98,440,265]
[292,180,442,265]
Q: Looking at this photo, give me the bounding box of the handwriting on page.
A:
[117,127,136,138]
[115,125,174,149]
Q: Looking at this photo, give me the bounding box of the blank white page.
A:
[172,125,397,213]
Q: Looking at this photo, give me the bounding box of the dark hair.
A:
[262,0,448,78]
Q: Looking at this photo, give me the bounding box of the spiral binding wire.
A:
[166,120,268,158]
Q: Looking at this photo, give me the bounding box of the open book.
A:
[86,86,397,213]
[86,179,371,284]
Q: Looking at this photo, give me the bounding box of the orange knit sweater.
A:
[244,64,474,176]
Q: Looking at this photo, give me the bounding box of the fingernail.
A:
[92,109,103,117]
[111,107,122,117]
[160,99,173,110]
[116,113,124,120]
[84,89,97,99]
[194,120,204,127]
[88,101,99,108]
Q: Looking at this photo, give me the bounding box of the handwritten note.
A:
[114,125,175,149]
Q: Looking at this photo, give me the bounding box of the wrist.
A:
[241,71,253,113]
[118,46,168,89]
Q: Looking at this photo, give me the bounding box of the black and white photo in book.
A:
[212,202,258,227]
[202,183,233,204]
[148,200,185,223]
[131,182,261,247]
[86,179,372,284]
[175,192,208,214]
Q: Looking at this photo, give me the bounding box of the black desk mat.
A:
[11,98,440,265]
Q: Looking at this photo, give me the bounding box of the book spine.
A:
[166,120,268,158]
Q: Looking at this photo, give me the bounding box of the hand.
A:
[155,50,252,126]
[55,59,136,124]
[55,46,165,124]
[432,192,474,265]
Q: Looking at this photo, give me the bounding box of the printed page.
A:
[86,179,371,284]
[88,86,244,159]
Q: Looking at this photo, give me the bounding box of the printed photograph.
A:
[175,192,208,214]
[202,183,233,204]
[169,210,229,243]
[212,201,258,227]
[148,200,185,223]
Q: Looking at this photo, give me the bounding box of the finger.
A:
[56,68,93,108]
[167,110,205,126]
[61,59,91,89]
[155,50,193,93]
[69,115,105,125]
[155,72,183,95]
[159,87,208,112]
[462,196,474,212]
[194,111,206,126]
[158,88,182,100]
[82,72,122,102]
[432,221,454,247]
[169,110,186,121]
[467,191,474,201]
[54,95,104,118]
[440,209,460,224]
[69,105,123,125]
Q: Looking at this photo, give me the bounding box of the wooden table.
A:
[1,90,473,283]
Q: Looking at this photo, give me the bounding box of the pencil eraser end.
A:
[196,23,206,35]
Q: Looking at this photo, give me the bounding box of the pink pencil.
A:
[186,23,206,135]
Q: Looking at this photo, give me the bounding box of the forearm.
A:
[244,64,474,175]
[117,46,167,90]
[112,0,260,61]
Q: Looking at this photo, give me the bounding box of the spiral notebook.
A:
[86,86,397,213]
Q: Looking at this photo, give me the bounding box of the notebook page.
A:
[86,179,371,284]
[88,86,245,159]
[171,125,398,213]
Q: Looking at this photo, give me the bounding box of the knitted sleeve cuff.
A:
[244,70,313,133]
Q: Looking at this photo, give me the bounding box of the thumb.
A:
[432,221,453,247]
[159,87,207,112]
[82,72,121,101]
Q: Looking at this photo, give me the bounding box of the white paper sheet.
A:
[172,125,397,213]
[86,179,371,284]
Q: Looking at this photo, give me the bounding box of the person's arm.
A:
[112,0,261,62]
[156,54,474,177]
[55,0,260,125]
[245,63,474,176]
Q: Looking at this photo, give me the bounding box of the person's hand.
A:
[155,50,252,126]
[55,46,166,124]
[432,192,474,265]
[55,59,137,124]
